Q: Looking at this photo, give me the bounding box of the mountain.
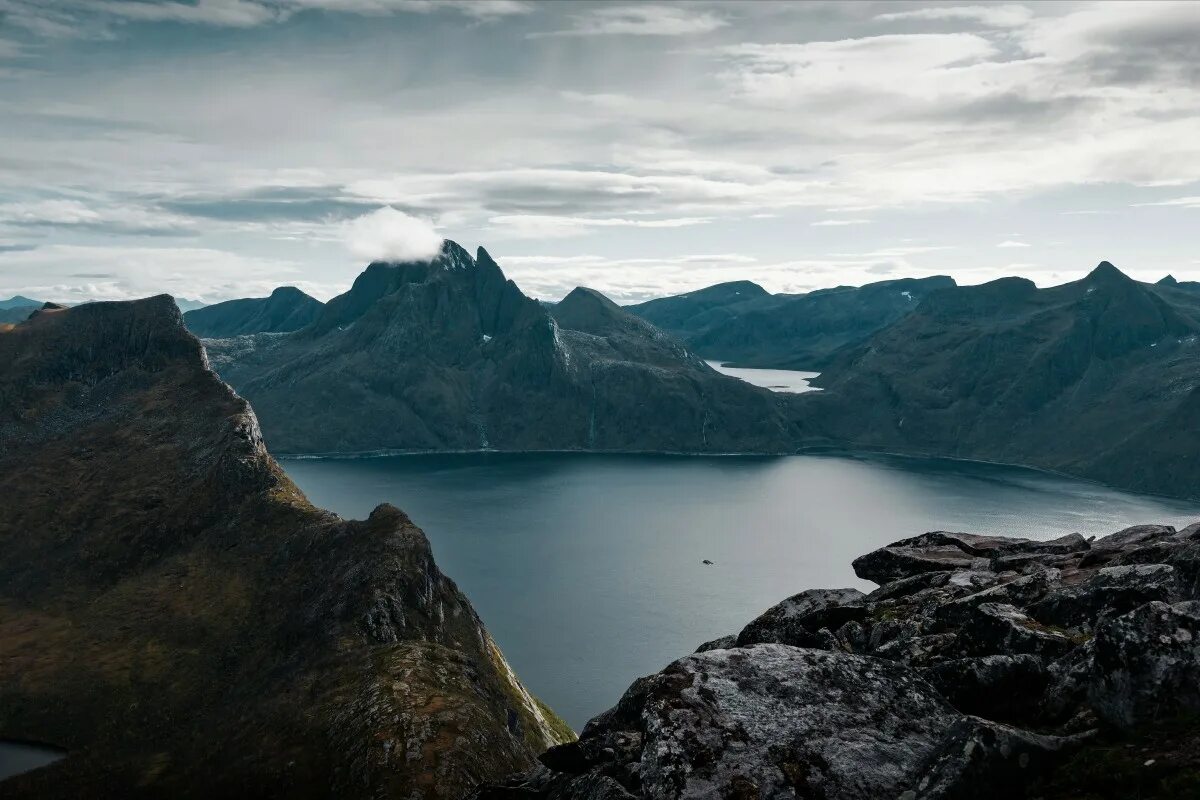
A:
[800,262,1200,497]
[183,286,320,337]
[0,295,41,310]
[203,241,796,455]
[173,297,209,313]
[628,276,956,369]
[479,523,1200,799]
[0,305,37,324]
[0,297,571,798]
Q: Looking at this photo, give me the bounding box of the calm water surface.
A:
[284,452,1200,729]
[0,741,64,781]
[706,360,821,393]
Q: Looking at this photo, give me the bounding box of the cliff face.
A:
[799,262,1200,498]
[628,276,956,369]
[204,241,796,455]
[183,286,323,338]
[0,298,571,799]
[480,523,1200,799]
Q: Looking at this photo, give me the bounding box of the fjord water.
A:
[706,360,821,393]
[284,452,1200,729]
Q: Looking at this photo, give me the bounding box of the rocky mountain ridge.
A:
[183,285,322,338]
[479,521,1200,799]
[628,275,956,369]
[0,296,571,798]
[799,261,1200,497]
[204,241,797,455]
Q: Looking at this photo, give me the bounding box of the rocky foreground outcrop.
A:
[0,298,571,799]
[479,524,1200,799]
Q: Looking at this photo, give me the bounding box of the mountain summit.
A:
[204,242,796,455]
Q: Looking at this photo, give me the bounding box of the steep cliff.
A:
[0,297,571,799]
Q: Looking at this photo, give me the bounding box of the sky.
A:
[0,0,1198,305]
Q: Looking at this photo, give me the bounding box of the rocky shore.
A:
[478,523,1200,798]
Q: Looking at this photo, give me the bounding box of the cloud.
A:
[1132,196,1200,208]
[531,4,727,37]
[0,243,342,303]
[487,213,712,239]
[997,240,1031,247]
[812,219,871,227]
[0,198,196,234]
[1,0,530,36]
[343,207,444,263]
[875,5,1034,28]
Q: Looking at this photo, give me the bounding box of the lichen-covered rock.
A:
[911,717,1091,800]
[736,588,866,648]
[590,645,960,799]
[1090,601,1200,728]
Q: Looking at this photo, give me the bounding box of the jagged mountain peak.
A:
[1083,260,1134,286]
[1158,274,1179,286]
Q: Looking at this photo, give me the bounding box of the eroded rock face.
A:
[482,521,1200,799]
[0,298,572,799]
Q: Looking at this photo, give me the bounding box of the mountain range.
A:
[799,262,1200,497]
[628,275,955,369]
[202,241,796,456]
[0,297,570,798]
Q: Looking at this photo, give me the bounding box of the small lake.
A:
[0,741,65,781]
[706,360,821,393]
[283,452,1200,730]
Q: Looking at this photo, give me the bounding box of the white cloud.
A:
[997,240,1031,248]
[1132,196,1200,208]
[875,5,1034,28]
[812,219,871,227]
[343,206,444,262]
[0,243,341,303]
[532,4,727,37]
[487,214,712,239]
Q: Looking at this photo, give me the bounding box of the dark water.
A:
[0,741,64,781]
[283,452,1200,729]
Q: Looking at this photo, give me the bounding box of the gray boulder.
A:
[1090,600,1200,728]
[737,587,867,648]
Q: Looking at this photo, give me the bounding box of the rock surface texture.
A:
[204,241,796,455]
[478,522,1200,799]
[0,298,571,799]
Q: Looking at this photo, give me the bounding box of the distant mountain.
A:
[801,261,1200,498]
[183,286,321,338]
[172,297,208,313]
[203,241,796,455]
[0,296,569,798]
[628,276,956,369]
[0,305,37,324]
[0,295,40,312]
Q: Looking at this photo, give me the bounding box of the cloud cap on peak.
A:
[344,207,444,264]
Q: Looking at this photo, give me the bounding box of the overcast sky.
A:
[1,0,1198,305]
